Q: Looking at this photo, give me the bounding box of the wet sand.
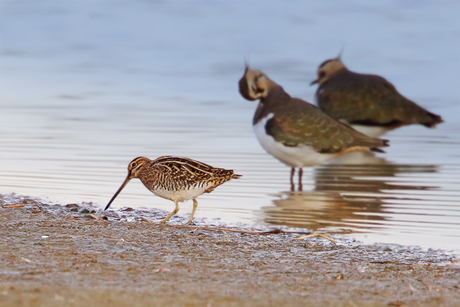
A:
[1,195,459,307]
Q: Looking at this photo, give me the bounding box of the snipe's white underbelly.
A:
[253,113,337,168]
[150,184,213,203]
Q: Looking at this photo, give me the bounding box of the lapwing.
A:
[239,65,389,190]
[311,57,443,137]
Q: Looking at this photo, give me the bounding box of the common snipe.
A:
[105,156,241,225]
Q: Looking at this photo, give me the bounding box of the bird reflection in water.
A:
[263,152,438,233]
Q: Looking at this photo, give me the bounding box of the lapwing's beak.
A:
[310,79,319,86]
[104,175,131,210]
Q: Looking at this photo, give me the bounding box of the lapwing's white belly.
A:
[350,124,389,138]
[253,114,337,168]
[150,185,212,203]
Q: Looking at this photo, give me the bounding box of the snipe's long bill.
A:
[105,156,241,225]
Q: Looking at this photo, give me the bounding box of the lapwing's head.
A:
[311,58,347,86]
[104,156,150,211]
[239,64,276,101]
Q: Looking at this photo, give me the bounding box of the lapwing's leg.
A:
[298,168,303,191]
[187,199,198,225]
[161,200,180,223]
[290,168,295,191]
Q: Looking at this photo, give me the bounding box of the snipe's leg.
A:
[290,167,295,191]
[161,201,180,223]
[187,199,198,225]
[298,168,303,191]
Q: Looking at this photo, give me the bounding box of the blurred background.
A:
[0,0,459,250]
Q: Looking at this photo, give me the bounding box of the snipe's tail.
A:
[232,173,242,179]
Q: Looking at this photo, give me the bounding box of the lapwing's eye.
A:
[319,71,326,78]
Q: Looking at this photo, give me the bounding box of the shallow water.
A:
[0,1,459,251]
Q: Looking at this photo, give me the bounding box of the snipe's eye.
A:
[131,162,137,168]
[319,71,326,78]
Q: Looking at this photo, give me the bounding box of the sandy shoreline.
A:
[0,194,459,307]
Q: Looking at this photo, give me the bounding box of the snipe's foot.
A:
[141,217,154,223]
[293,233,335,243]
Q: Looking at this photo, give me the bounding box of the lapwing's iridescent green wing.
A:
[265,99,385,154]
[318,71,441,126]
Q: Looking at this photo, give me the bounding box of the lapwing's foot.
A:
[187,220,196,226]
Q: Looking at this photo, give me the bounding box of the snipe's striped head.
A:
[239,65,276,101]
[126,156,150,179]
[104,156,150,211]
[310,57,346,86]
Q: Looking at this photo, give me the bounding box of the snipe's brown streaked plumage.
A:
[310,57,444,137]
[105,156,241,225]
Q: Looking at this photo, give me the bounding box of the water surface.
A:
[0,0,459,251]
